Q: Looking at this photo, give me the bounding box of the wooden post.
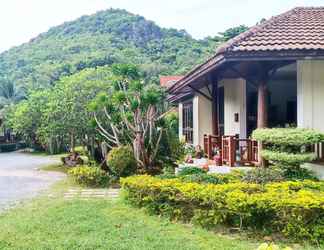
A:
[257,80,268,166]
[212,79,219,135]
[257,81,268,128]
[228,136,236,167]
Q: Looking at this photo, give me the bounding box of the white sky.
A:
[0,0,323,52]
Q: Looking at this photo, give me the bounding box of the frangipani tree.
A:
[90,64,166,171]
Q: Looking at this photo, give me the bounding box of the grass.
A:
[40,163,70,174]
[0,180,320,250]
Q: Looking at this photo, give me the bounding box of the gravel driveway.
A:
[0,151,65,210]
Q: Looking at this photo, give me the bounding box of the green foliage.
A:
[219,25,249,41]
[252,128,324,179]
[122,175,324,244]
[9,66,111,153]
[252,128,324,147]
[107,146,136,177]
[242,167,285,184]
[261,150,316,166]
[92,64,167,171]
[177,167,206,176]
[177,170,243,185]
[68,165,110,187]
[157,111,186,166]
[0,9,223,90]
[9,90,49,147]
[257,243,292,250]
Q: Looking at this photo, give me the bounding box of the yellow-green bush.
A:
[257,243,292,250]
[107,145,136,177]
[121,175,324,244]
[68,165,110,187]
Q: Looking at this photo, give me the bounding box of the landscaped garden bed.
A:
[121,175,324,244]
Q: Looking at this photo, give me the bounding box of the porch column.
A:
[212,80,219,135]
[257,81,268,128]
[257,80,268,166]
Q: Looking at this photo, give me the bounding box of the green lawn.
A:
[0,181,319,250]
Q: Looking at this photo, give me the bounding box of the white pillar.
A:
[223,78,247,138]
[297,60,324,132]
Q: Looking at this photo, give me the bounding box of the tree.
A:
[219,25,249,41]
[38,66,112,154]
[0,78,26,109]
[9,67,111,154]
[8,90,49,147]
[91,64,166,172]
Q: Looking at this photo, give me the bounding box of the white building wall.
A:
[193,95,200,145]
[192,87,213,146]
[178,102,183,140]
[223,78,247,138]
[297,60,324,132]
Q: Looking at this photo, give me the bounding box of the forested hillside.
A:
[0,9,224,89]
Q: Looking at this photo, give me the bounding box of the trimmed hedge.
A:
[252,128,324,146]
[261,150,316,165]
[0,143,17,152]
[121,175,324,244]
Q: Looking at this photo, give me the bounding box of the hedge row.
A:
[0,143,17,152]
[121,175,324,244]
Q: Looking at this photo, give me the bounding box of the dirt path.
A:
[0,151,65,210]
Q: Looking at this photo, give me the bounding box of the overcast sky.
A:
[0,0,322,52]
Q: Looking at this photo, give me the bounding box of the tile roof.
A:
[160,76,183,88]
[168,7,324,97]
[218,7,324,53]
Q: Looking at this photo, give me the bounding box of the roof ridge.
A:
[216,7,301,54]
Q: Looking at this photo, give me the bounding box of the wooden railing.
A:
[204,134,259,167]
[203,134,222,159]
[204,134,324,166]
[221,136,236,167]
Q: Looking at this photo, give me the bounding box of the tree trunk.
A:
[70,132,75,153]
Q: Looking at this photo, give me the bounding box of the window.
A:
[183,102,193,143]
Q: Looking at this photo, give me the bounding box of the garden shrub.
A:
[107,145,136,177]
[242,167,285,184]
[252,128,324,147]
[257,243,292,250]
[121,175,324,244]
[252,128,324,180]
[0,143,17,152]
[179,171,243,185]
[177,167,206,176]
[68,165,110,187]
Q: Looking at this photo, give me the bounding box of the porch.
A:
[174,60,324,167]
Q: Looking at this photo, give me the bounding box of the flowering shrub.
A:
[121,175,324,244]
[68,166,110,187]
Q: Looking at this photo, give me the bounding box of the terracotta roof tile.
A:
[221,7,324,53]
[168,7,324,98]
[160,76,183,88]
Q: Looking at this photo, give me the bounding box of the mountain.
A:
[0,9,220,89]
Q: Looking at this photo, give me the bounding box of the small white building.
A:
[168,7,324,166]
